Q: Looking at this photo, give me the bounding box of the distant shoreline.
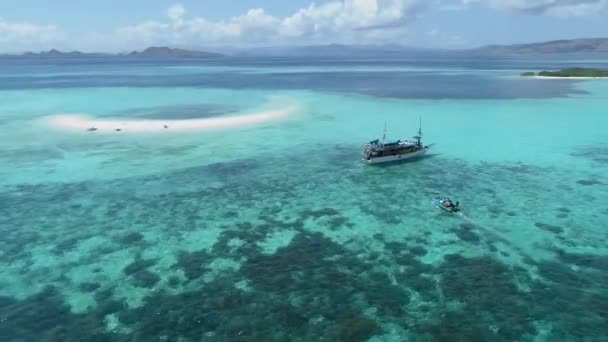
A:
[522,67,608,79]
[531,76,608,80]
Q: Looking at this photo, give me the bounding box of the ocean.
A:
[1,55,607,341]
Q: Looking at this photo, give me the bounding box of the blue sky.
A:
[0,0,607,52]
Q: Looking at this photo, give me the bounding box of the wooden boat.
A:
[362,117,431,164]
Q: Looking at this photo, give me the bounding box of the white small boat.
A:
[433,196,461,213]
[362,117,431,165]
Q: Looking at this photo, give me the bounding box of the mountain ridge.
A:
[1,46,224,59]
[2,38,608,58]
[472,38,608,55]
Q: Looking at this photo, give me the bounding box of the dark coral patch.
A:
[414,237,427,244]
[421,254,536,340]
[243,232,341,292]
[571,146,608,164]
[554,249,608,271]
[409,246,428,256]
[121,258,161,288]
[52,236,83,254]
[132,269,161,288]
[335,317,379,342]
[1,231,41,261]
[534,222,564,234]
[406,275,436,298]
[301,207,341,219]
[360,206,402,224]
[0,286,119,341]
[532,260,608,339]
[78,282,101,292]
[120,232,144,244]
[395,253,433,277]
[384,241,408,254]
[203,159,259,178]
[502,163,534,174]
[577,180,604,186]
[366,282,409,316]
[415,311,500,341]
[460,222,476,230]
[222,210,238,218]
[123,258,157,275]
[328,216,350,230]
[175,250,209,280]
[453,223,481,243]
[167,275,181,288]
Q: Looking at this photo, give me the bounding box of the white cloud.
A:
[109,0,606,49]
[114,6,282,48]
[460,0,608,16]
[167,3,186,22]
[113,0,429,48]
[2,0,605,52]
[0,19,64,50]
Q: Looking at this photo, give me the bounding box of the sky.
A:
[0,0,607,52]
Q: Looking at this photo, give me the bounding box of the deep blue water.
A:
[1,56,607,98]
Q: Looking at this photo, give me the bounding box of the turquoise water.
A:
[1,58,608,341]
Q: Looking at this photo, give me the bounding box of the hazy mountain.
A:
[3,38,608,59]
[1,47,224,59]
[127,46,223,58]
[16,49,111,58]
[234,44,439,57]
[474,38,608,55]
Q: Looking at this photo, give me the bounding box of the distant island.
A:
[521,68,608,78]
[229,38,608,57]
[231,38,608,57]
[1,46,223,59]
[128,47,223,58]
[2,38,608,59]
[475,38,608,55]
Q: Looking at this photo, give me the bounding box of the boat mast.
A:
[382,121,387,145]
[417,116,422,146]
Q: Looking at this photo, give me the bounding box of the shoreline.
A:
[530,76,608,80]
[521,75,608,80]
[44,105,297,133]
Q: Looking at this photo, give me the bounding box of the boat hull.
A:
[363,147,429,164]
[432,198,460,213]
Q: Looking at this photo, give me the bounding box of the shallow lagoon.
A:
[0,57,607,341]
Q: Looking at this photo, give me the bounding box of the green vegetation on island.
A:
[521,68,608,78]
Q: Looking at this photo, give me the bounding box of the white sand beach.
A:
[44,105,297,133]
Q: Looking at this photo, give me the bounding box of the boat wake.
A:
[433,202,522,253]
[456,212,515,248]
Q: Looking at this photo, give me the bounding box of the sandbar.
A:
[45,105,297,133]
